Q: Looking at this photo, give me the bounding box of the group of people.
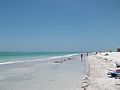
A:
[80,52,89,59]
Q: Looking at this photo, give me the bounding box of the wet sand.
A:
[0,55,85,90]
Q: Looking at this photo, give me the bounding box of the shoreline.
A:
[0,54,85,90]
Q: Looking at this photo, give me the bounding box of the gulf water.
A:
[0,52,79,64]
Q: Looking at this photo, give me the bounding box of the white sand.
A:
[0,55,85,90]
[83,52,120,90]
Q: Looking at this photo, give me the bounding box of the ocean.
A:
[0,52,79,64]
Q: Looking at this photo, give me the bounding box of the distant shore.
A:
[81,52,120,90]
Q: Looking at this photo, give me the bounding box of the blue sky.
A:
[0,0,120,52]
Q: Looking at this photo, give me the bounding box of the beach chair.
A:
[107,68,120,77]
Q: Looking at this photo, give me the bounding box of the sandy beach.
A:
[0,54,85,90]
[2,52,120,90]
[82,52,120,90]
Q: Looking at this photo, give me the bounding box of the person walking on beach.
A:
[95,52,97,55]
[81,54,83,59]
[86,52,88,56]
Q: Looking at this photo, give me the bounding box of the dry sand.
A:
[82,52,120,90]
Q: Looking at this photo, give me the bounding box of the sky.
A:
[0,0,120,52]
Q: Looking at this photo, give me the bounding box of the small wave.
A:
[0,61,23,65]
[0,53,79,65]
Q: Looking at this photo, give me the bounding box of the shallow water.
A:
[0,52,78,63]
[0,54,86,90]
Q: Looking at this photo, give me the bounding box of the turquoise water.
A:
[0,52,79,63]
